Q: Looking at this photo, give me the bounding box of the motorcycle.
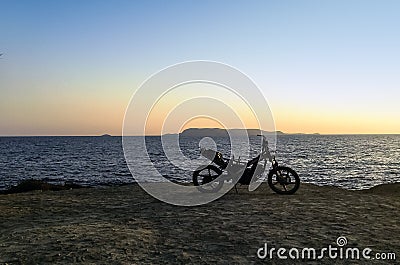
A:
[193,135,300,195]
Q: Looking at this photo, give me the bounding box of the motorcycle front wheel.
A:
[267,166,300,195]
[193,165,223,193]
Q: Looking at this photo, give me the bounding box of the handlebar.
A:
[257,134,272,161]
[257,134,268,146]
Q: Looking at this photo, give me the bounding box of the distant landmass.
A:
[178,128,285,137]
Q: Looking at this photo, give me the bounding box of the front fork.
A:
[272,159,288,190]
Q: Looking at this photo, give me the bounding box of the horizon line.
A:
[1,133,399,137]
[1,127,400,137]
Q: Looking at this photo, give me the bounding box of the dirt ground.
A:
[0,183,399,264]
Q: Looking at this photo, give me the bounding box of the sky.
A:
[0,0,399,135]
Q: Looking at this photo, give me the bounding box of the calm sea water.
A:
[0,135,399,190]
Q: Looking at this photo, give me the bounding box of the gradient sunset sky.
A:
[1,0,399,135]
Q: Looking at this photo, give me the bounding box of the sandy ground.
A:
[0,183,399,264]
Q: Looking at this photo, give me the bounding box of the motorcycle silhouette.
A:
[193,135,300,194]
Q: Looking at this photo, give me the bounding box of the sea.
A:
[0,135,399,190]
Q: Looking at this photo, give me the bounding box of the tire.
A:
[193,165,223,193]
[268,166,300,195]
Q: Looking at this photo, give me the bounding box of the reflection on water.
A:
[276,134,400,189]
[0,135,399,190]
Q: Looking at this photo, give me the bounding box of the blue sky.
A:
[1,0,399,135]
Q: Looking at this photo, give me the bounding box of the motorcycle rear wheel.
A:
[193,165,223,193]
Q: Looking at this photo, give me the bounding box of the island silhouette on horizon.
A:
[160,128,320,137]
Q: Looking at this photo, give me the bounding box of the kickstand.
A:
[234,184,238,194]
